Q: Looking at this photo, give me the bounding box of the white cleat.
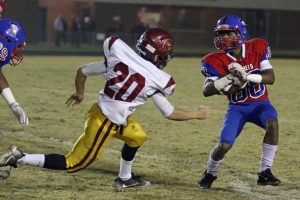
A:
[0,146,24,168]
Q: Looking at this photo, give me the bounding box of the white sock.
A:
[260,143,278,172]
[118,157,133,181]
[17,154,45,167]
[206,149,223,176]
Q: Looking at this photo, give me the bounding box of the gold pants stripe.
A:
[66,118,109,171]
[65,103,148,173]
[84,122,115,169]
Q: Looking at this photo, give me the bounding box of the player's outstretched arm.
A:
[151,92,210,121]
[167,106,211,121]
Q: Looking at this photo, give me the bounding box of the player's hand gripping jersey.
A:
[98,36,176,125]
[201,38,273,104]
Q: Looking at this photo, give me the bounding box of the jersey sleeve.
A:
[253,38,272,62]
[252,38,273,71]
[161,77,176,96]
[81,61,107,76]
[151,92,174,117]
[200,54,224,79]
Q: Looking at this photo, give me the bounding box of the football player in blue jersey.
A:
[0,18,28,179]
[0,18,28,126]
[197,14,280,189]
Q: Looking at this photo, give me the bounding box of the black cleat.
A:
[114,174,151,192]
[197,170,217,189]
[257,168,281,186]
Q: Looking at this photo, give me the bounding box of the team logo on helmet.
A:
[6,23,20,41]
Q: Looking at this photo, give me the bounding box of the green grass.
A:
[0,56,299,200]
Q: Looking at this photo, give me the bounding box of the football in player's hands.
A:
[221,84,240,95]
[232,76,248,88]
[226,73,248,89]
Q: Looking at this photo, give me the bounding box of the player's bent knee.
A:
[135,133,148,146]
[128,132,148,147]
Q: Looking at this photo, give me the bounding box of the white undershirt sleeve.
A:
[81,61,107,76]
[151,92,174,117]
[260,60,273,71]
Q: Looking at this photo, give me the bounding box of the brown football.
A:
[222,84,240,95]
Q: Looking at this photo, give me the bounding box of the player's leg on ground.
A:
[198,105,246,189]
[198,143,231,189]
[258,119,280,185]
[113,115,150,191]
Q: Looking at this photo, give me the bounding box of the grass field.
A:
[0,56,299,200]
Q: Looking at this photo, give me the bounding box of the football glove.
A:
[228,62,247,80]
[10,102,29,126]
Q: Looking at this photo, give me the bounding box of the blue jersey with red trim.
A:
[200,38,272,104]
[0,38,12,68]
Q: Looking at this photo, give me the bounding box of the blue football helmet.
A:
[214,15,247,51]
[0,18,26,66]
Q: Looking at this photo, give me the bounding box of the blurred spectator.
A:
[83,16,96,45]
[176,8,193,29]
[131,20,148,43]
[62,17,68,44]
[105,15,123,37]
[70,16,82,47]
[54,15,64,46]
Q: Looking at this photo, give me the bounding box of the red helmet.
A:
[136,28,174,69]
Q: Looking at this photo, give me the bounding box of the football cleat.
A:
[257,168,281,186]
[197,170,217,189]
[114,174,151,192]
[0,146,24,168]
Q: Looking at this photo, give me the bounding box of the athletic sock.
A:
[260,143,278,172]
[18,154,45,167]
[206,149,223,176]
[118,157,133,181]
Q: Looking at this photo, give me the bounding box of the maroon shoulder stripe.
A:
[163,77,175,90]
[108,36,119,50]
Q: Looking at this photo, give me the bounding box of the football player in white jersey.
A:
[0,28,210,191]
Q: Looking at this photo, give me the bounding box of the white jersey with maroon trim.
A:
[98,36,176,125]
